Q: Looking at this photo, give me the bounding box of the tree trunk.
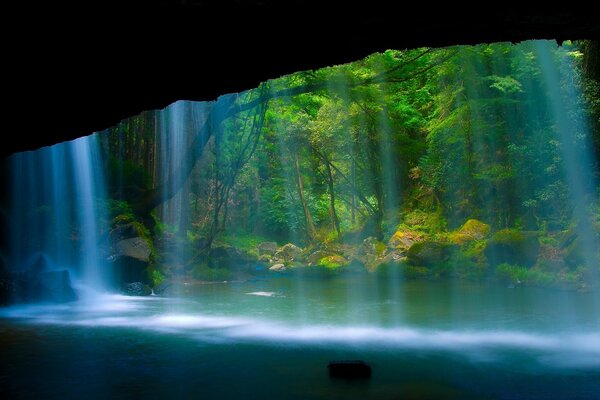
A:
[325,156,341,238]
[294,153,317,241]
[351,157,356,225]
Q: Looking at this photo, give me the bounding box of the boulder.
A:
[34,270,78,302]
[122,282,152,296]
[388,230,423,251]
[115,237,151,262]
[407,241,457,266]
[108,237,152,288]
[307,250,334,266]
[2,269,78,304]
[269,263,286,272]
[369,250,406,271]
[449,219,490,244]
[485,229,539,268]
[274,243,303,262]
[328,360,371,379]
[318,254,347,268]
[257,242,278,256]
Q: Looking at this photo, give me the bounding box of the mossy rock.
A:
[484,229,540,268]
[388,229,423,251]
[407,241,458,267]
[370,250,407,271]
[448,219,490,244]
[318,254,347,269]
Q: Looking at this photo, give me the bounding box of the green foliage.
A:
[151,269,166,287]
[495,263,529,284]
[494,263,583,288]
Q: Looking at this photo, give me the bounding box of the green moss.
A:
[317,255,347,269]
[400,209,447,235]
[151,269,166,287]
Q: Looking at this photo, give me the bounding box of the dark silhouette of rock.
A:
[328,360,372,379]
[122,282,152,296]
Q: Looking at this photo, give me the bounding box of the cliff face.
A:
[3,3,599,157]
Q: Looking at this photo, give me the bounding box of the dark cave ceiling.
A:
[4,2,599,157]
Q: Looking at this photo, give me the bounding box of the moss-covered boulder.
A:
[369,250,408,272]
[448,219,490,244]
[307,250,334,266]
[407,241,458,267]
[318,254,347,269]
[484,229,540,268]
[388,229,423,251]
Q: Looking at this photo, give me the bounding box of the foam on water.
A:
[1,295,599,368]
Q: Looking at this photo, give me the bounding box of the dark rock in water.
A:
[34,270,78,302]
[29,254,51,273]
[122,282,152,296]
[0,269,78,305]
[152,281,171,295]
[328,360,371,379]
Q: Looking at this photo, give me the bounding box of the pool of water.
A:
[1,276,599,399]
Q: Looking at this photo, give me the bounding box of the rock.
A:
[257,242,278,256]
[485,229,540,268]
[388,230,423,251]
[258,254,271,263]
[35,270,78,302]
[307,250,334,266]
[274,243,303,262]
[369,250,408,271]
[122,282,152,296]
[29,254,51,273]
[328,360,371,379]
[108,237,152,288]
[153,281,171,295]
[115,237,151,262]
[407,241,457,266]
[318,254,347,268]
[269,263,286,272]
[449,219,490,244]
[6,269,78,304]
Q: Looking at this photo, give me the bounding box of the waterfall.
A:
[7,134,109,290]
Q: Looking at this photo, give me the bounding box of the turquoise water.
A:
[1,277,599,399]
